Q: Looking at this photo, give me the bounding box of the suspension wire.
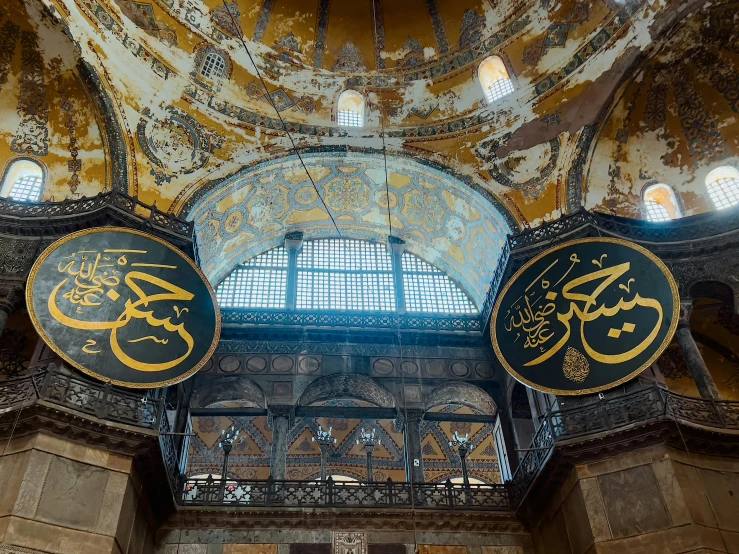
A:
[665,389,730,552]
[372,82,420,552]
[220,1,342,237]
[377,91,393,238]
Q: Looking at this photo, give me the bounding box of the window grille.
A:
[9,174,43,202]
[644,201,671,222]
[707,177,739,210]
[201,52,226,79]
[296,239,395,311]
[337,109,362,127]
[216,248,288,308]
[485,78,514,104]
[402,254,477,314]
[216,239,478,315]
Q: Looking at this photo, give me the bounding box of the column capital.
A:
[284,231,304,252]
[267,404,296,429]
[387,235,406,255]
[678,301,693,328]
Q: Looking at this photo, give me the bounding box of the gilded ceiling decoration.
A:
[3,0,737,284]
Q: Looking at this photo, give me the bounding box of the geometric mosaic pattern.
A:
[189,153,509,305]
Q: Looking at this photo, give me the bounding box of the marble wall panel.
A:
[417,547,466,554]
[597,465,671,539]
[698,468,739,532]
[288,545,331,554]
[34,456,108,531]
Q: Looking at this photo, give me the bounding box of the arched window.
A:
[643,183,681,222]
[1,159,44,202]
[337,90,364,128]
[201,51,226,79]
[478,56,514,104]
[706,166,739,210]
[216,238,477,314]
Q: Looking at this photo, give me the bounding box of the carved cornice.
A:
[165,507,525,534]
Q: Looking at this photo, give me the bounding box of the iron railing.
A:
[0,366,163,429]
[0,190,193,237]
[181,476,510,511]
[220,310,482,332]
[508,386,739,506]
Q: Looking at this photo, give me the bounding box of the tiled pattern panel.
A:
[224,546,278,554]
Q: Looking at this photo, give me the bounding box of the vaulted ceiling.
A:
[2,0,738,288]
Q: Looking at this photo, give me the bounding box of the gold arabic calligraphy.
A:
[504,251,664,370]
[47,249,195,372]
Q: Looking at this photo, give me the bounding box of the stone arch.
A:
[190,376,267,408]
[689,280,735,308]
[425,382,496,415]
[296,374,396,408]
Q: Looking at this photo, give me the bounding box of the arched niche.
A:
[425,382,497,416]
[296,374,396,408]
[190,376,267,409]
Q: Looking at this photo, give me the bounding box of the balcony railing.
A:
[0,366,163,429]
[509,386,739,506]
[181,476,510,511]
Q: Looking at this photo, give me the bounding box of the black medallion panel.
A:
[492,238,679,395]
[26,227,220,388]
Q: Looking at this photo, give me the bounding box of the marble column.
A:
[388,236,406,314]
[268,406,293,480]
[403,409,425,484]
[284,232,303,311]
[675,301,720,400]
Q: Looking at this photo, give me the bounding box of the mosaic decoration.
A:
[210,2,241,38]
[371,0,386,70]
[11,31,49,157]
[534,0,645,97]
[58,79,81,194]
[266,88,295,111]
[252,0,276,42]
[188,153,510,305]
[459,9,486,49]
[0,21,20,87]
[424,0,450,54]
[137,106,223,185]
[672,67,726,165]
[294,95,317,114]
[642,69,667,132]
[77,0,173,79]
[331,42,366,73]
[410,101,439,120]
[272,33,302,63]
[313,0,331,68]
[109,0,178,46]
[488,138,560,198]
[543,111,561,126]
[397,37,425,70]
[523,2,589,67]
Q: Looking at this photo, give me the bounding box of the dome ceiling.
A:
[5,0,738,285]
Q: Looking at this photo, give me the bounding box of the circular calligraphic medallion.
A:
[26,228,221,388]
[491,238,679,395]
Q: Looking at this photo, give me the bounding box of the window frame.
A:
[0,157,45,202]
[705,166,739,211]
[336,90,365,128]
[478,55,515,105]
[641,183,682,222]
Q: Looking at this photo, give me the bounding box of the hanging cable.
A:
[377,91,393,238]
[220,1,342,237]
